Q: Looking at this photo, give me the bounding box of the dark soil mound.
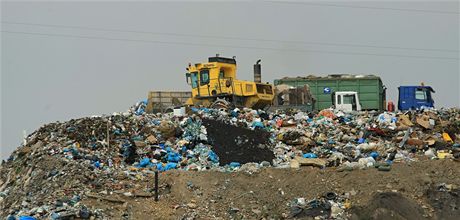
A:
[426,187,460,220]
[202,119,274,165]
[350,192,425,220]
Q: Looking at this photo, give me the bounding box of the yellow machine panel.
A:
[185,56,274,109]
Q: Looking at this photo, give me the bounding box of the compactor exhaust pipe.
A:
[254,59,261,83]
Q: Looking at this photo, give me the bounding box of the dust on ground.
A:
[78,159,460,219]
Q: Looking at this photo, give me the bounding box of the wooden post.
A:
[107,119,110,148]
[154,170,159,201]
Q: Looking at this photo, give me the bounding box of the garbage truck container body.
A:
[274,74,386,111]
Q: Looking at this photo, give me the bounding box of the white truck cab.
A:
[333,91,362,112]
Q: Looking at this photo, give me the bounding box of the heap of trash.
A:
[0,101,459,218]
[289,192,350,219]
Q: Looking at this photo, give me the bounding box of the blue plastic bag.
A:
[303,153,318,158]
[114,129,122,135]
[252,121,264,129]
[135,100,147,115]
[229,162,241,168]
[138,158,153,168]
[94,161,101,168]
[208,151,219,163]
[71,147,79,156]
[167,152,181,162]
[19,216,36,220]
[121,140,133,158]
[370,151,379,159]
[164,162,178,170]
[156,163,164,171]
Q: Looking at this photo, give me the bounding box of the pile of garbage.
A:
[0,102,459,218]
[269,108,460,170]
[289,192,350,219]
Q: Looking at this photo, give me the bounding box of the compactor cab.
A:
[185,55,274,109]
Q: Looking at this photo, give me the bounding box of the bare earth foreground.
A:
[74,159,459,219]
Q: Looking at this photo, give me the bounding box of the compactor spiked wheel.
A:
[210,98,231,110]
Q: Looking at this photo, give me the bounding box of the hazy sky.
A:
[1,1,459,159]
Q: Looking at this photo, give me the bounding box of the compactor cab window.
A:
[219,69,224,78]
[256,84,273,94]
[190,72,198,88]
[415,88,427,100]
[200,69,210,85]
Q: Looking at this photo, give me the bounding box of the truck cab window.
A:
[415,88,427,100]
[427,90,433,101]
[343,94,357,110]
[200,69,210,85]
[191,72,198,88]
[343,95,355,104]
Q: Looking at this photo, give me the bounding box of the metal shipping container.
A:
[274,74,386,111]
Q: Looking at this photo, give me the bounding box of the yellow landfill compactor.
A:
[185,55,274,109]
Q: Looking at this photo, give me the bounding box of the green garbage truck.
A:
[274,74,386,111]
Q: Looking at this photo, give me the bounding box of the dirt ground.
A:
[81,158,460,220]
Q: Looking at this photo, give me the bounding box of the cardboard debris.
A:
[398,114,414,126]
[290,159,300,169]
[293,156,326,168]
[407,138,424,146]
[427,111,439,120]
[416,115,431,129]
[425,138,436,146]
[146,135,158,144]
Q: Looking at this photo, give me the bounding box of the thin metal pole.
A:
[107,119,110,148]
[154,170,159,201]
